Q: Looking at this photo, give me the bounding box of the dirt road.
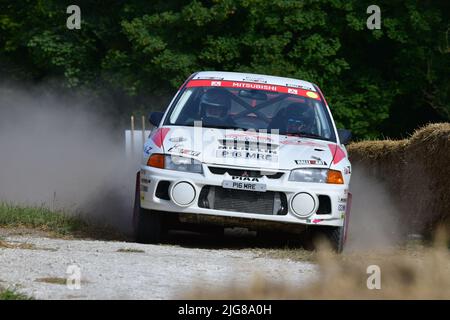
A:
[0,231,317,299]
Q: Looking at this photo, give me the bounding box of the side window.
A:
[169,89,194,124]
[313,100,332,139]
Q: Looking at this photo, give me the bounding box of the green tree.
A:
[0,0,448,138]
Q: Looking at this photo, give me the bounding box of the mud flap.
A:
[133,171,140,231]
[344,192,352,243]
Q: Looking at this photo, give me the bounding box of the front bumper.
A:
[139,164,349,227]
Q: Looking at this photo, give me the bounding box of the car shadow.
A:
[163,228,306,250]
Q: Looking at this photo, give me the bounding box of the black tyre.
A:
[133,175,165,244]
[322,226,345,253]
[306,225,345,253]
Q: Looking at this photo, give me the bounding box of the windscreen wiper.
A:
[202,124,243,130]
[284,131,330,141]
[180,122,242,130]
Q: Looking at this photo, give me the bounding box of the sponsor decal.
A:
[286,83,313,90]
[219,139,278,154]
[287,88,298,95]
[141,185,149,192]
[338,204,346,211]
[224,133,274,142]
[231,82,277,91]
[306,219,323,224]
[216,149,277,161]
[196,76,224,80]
[168,144,201,157]
[186,80,321,100]
[169,137,187,143]
[243,76,267,84]
[140,178,151,184]
[295,159,327,165]
[338,197,347,203]
[231,176,260,182]
[306,91,319,99]
[341,213,345,219]
[280,139,323,147]
[344,166,351,174]
[144,145,152,155]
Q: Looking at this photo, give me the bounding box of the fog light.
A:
[291,192,316,217]
[171,182,196,206]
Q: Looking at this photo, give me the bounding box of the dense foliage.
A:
[0,0,448,138]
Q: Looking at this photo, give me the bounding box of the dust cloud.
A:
[346,165,403,250]
[0,84,139,234]
[0,84,406,242]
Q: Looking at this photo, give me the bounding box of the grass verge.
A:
[0,203,122,240]
[0,287,31,300]
[0,240,35,250]
[35,277,67,285]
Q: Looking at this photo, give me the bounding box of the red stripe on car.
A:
[186,80,321,100]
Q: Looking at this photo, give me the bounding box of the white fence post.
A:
[125,115,151,162]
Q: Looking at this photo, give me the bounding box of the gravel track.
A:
[0,233,317,299]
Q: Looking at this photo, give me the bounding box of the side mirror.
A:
[149,112,164,127]
[337,129,352,145]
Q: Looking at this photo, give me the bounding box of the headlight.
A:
[289,168,344,184]
[289,168,328,183]
[165,155,203,173]
[147,153,203,174]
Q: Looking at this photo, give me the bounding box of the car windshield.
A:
[164,85,336,142]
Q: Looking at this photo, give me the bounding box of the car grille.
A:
[208,167,284,179]
[198,186,287,215]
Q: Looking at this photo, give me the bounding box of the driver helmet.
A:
[200,88,231,119]
[284,102,315,133]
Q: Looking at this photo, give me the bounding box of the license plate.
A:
[222,180,267,192]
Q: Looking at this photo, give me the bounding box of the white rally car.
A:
[134,71,352,252]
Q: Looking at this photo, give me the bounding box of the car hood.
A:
[159,126,338,171]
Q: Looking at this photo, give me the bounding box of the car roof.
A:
[193,71,317,92]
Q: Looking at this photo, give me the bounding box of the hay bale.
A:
[349,123,450,235]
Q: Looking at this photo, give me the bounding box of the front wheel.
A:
[133,174,165,244]
[315,193,352,253]
[305,224,346,253]
[321,226,345,253]
[134,206,165,244]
